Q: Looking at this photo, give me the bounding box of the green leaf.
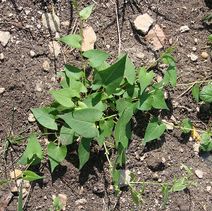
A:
[79,4,94,20]
[170,178,187,192]
[78,138,92,169]
[181,118,192,134]
[68,77,87,96]
[59,125,75,145]
[200,132,212,152]
[116,98,132,115]
[47,143,67,172]
[163,65,177,87]
[59,108,102,138]
[64,65,82,80]
[162,184,170,208]
[22,170,43,182]
[192,84,200,102]
[97,55,127,95]
[162,53,175,66]
[83,92,106,111]
[200,84,212,103]
[151,89,168,110]
[31,108,58,130]
[50,88,75,108]
[208,34,212,42]
[58,34,82,49]
[97,119,114,146]
[115,144,126,166]
[83,49,110,68]
[124,56,136,85]
[19,134,43,165]
[114,106,134,148]
[139,67,154,94]
[144,117,166,144]
[138,92,153,111]
[130,187,141,205]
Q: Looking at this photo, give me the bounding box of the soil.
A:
[0,0,212,211]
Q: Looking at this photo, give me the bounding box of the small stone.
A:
[180,25,190,33]
[156,75,163,83]
[35,82,43,92]
[93,183,105,195]
[195,169,203,179]
[44,196,47,200]
[192,47,197,52]
[194,38,198,44]
[0,31,11,46]
[10,169,22,179]
[145,24,166,50]
[207,186,211,192]
[179,148,184,153]
[30,50,36,57]
[106,44,110,49]
[188,53,198,62]
[58,194,67,210]
[136,52,145,59]
[201,52,209,59]
[49,41,61,57]
[75,198,87,206]
[0,53,4,60]
[28,113,36,122]
[23,181,30,188]
[0,87,5,94]
[193,142,200,154]
[152,172,159,180]
[146,154,166,171]
[81,25,96,52]
[11,186,18,193]
[42,12,60,32]
[134,13,154,34]
[61,21,69,27]
[42,60,50,72]
[25,9,30,15]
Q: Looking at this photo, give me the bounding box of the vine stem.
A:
[103,143,113,170]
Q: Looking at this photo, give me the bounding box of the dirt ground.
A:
[0,0,212,210]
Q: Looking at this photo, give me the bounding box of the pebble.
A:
[201,51,209,59]
[81,25,96,52]
[42,60,50,71]
[162,119,174,130]
[0,31,11,46]
[35,82,43,92]
[61,21,69,27]
[44,196,47,200]
[58,194,67,210]
[193,142,200,154]
[30,50,36,57]
[192,47,197,52]
[0,87,5,94]
[49,41,61,58]
[11,186,18,193]
[207,186,211,192]
[28,113,36,122]
[194,38,198,44]
[188,53,198,61]
[180,25,190,33]
[42,12,60,32]
[134,13,154,34]
[136,52,145,59]
[0,53,4,60]
[145,24,166,50]
[10,169,22,179]
[75,198,87,206]
[195,169,203,179]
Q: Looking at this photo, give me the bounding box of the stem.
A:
[102,114,117,120]
[103,143,113,170]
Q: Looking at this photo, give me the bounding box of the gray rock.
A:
[75,198,87,206]
[0,53,4,60]
[180,25,190,33]
[134,14,154,34]
[0,31,11,46]
[0,87,5,94]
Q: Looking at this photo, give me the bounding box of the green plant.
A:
[127,164,195,207]
[17,3,179,206]
[51,196,63,211]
